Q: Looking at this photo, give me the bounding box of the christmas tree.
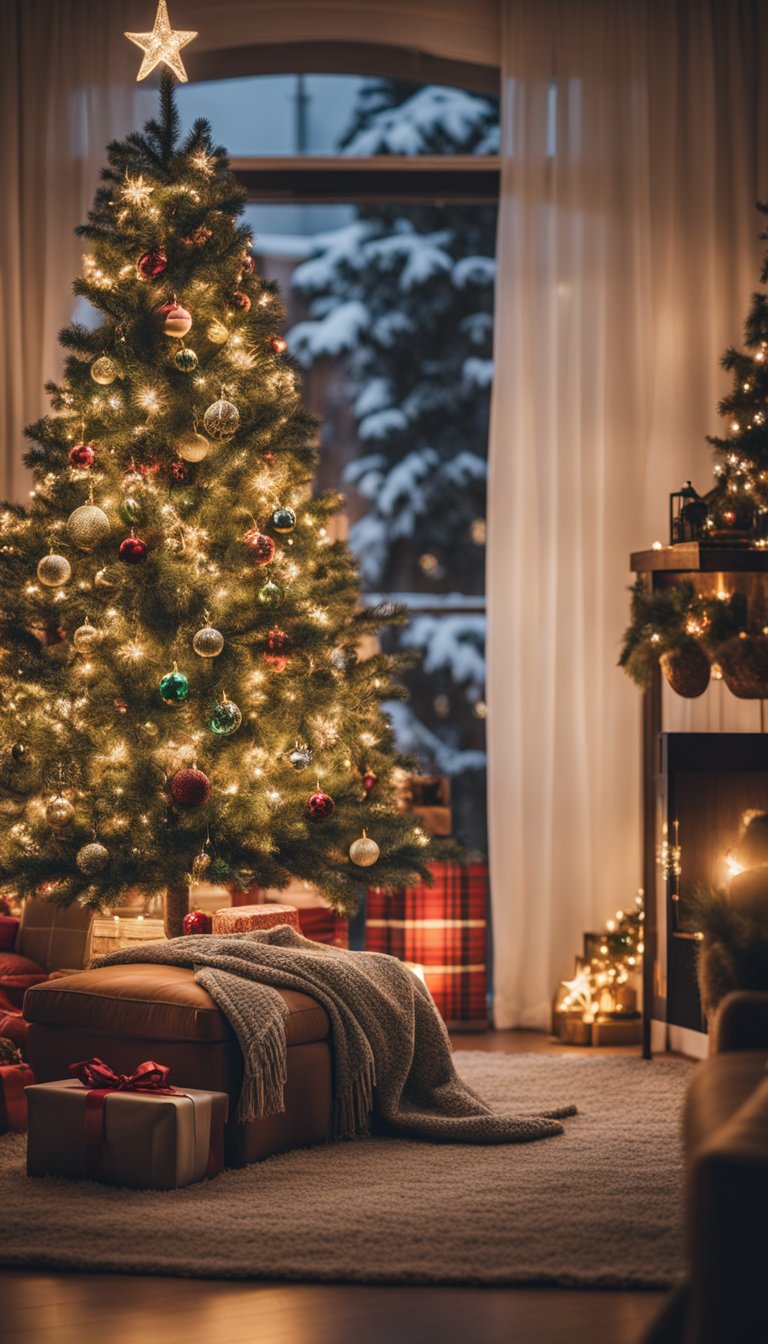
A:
[289,80,496,839]
[0,75,432,937]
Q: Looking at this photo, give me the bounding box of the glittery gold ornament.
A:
[37,554,71,588]
[90,356,119,385]
[72,621,99,652]
[203,398,239,440]
[349,831,380,867]
[45,795,75,829]
[192,625,224,657]
[67,504,110,551]
[76,841,110,876]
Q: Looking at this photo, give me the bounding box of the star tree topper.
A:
[125,0,197,83]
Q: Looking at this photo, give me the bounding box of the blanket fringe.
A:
[236,1014,288,1124]
[334,1055,376,1139]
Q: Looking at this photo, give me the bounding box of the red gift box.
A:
[0,1010,29,1058]
[366,862,488,1027]
[0,1063,35,1132]
[296,905,349,948]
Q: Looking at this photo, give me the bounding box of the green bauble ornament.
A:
[76,841,109,876]
[174,347,199,373]
[258,579,284,608]
[208,698,242,736]
[159,668,190,705]
[271,507,296,534]
[72,620,99,653]
[67,504,110,551]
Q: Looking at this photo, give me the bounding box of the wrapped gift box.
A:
[26,1079,228,1188]
[87,914,165,962]
[1,1063,34,1132]
[212,904,299,935]
[366,862,488,1027]
[0,1010,29,1058]
[238,880,350,948]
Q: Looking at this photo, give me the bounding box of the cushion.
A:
[684,1050,768,1157]
[24,963,330,1047]
[17,898,92,973]
[0,951,48,1008]
[0,916,19,953]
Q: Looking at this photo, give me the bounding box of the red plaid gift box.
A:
[1,1063,34,1133]
[296,905,349,948]
[365,862,488,1027]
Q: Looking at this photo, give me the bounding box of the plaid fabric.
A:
[297,906,349,949]
[365,862,488,1025]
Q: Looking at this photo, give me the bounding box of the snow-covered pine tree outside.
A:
[288,81,498,850]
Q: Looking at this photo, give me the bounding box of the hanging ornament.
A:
[185,225,212,247]
[45,795,75,829]
[307,789,335,821]
[191,838,214,880]
[349,831,380,868]
[208,696,242,736]
[243,528,275,565]
[120,496,143,525]
[69,442,96,469]
[37,554,71,588]
[207,319,229,345]
[72,620,99,652]
[142,720,159,737]
[118,532,149,564]
[263,452,276,464]
[231,290,251,312]
[171,767,211,808]
[289,743,313,771]
[67,501,110,551]
[203,397,239,440]
[183,909,213,935]
[258,578,284,608]
[362,769,378,794]
[159,666,190,705]
[170,460,189,482]
[271,336,288,355]
[160,301,192,337]
[137,250,167,281]
[76,841,110,876]
[10,743,28,763]
[271,506,296,534]
[264,625,290,670]
[193,624,224,658]
[240,253,255,277]
[177,430,210,463]
[174,345,199,373]
[90,356,119,385]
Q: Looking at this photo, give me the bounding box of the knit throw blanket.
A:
[95,926,576,1144]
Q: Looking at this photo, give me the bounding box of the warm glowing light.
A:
[121,174,154,207]
[124,1,197,83]
[651,540,663,551]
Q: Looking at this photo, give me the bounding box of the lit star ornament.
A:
[125,1,197,83]
[560,968,595,1017]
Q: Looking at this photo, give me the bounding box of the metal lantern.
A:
[669,481,709,545]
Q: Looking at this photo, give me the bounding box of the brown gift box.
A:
[25,1079,228,1189]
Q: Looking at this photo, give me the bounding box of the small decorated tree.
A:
[0,74,431,936]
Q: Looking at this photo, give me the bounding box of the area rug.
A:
[1,1053,691,1287]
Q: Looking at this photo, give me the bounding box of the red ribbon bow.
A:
[69,1057,176,1180]
[70,1057,172,1092]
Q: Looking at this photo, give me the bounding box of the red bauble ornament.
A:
[137,250,167,281]
[240,253,255,277]
[263,452,276,464]
[271,336,288,355]
[184,226,212,247]
[307,790,335,821]
[243,529,275,564]
[263,655,289,673]
[266,627,291,656]
[183,909,213,935]
[159,302,192,337]
[118,533,148,564]
[69,442,95,469]
[232,290,251,312]
[362,770,378,794]
[171,768,211,809]
[171,460,190,482]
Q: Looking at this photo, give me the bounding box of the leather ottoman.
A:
[24,964,333,1167]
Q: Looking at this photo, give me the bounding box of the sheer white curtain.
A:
[488,0,768,1028]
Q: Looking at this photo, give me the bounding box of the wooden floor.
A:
[2,1031,668,1344]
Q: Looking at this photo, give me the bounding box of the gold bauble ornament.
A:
[72,620,99,653]
[76,841,110,876]
[203,398,239,440]
[37,554,71,588]
[349,831,380,867]
[67,504,110,551]
[207,320,229,345]
[192,625,224,657]
[142,720,160,737]
[46,795,75,829]
[90,356,119,385]
[178,430,210,463]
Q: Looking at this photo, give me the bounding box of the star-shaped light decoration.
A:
[121,174,155,207]
[125,1,197,83]
[560,967,595,1019]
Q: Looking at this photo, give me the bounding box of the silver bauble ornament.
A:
[203,398,239,440]
[178,431,210,463]
[349,833,380,867]
[67,504,110,551]
[192,625,224,658]
[46,795,75,829]
[72,621,99,652]
[37,554,71,588]
[76,841,110,876]
[289,744,313,771]
[90,356,118,385]
[191,848,212,880]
